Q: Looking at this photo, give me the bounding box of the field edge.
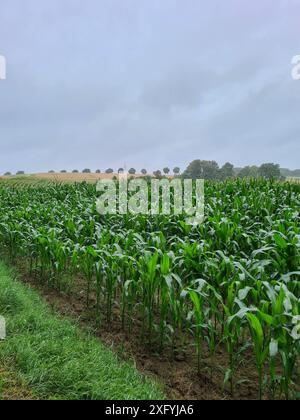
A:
[0,261,165,401]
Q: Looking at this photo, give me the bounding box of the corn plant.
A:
[0,179,299,399]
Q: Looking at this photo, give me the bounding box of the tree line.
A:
[1,162,293,180]
[2,168,181,176]
[182,160,284,180]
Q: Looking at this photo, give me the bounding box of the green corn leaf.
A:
[246,313,264,350]
[238,286,252,301]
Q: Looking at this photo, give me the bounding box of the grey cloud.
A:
[139,68,219,112]
[0,0,300,174]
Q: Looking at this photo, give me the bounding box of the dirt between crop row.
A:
[18,273,265,401]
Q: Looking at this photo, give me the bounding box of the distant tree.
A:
[128,168,136,175]
[280,168,300,178]
[173,167,180,176]
[82,168,91,173]
[16,171,25,175]
[106,168,114,174]
[95,169,101,174]
[153,170,162,178]
[118,168,124,174]
[280,168,291,178]
[219,162,235,180]
[289,168,300,177]
[72,170,79,173]
[259,163,281,180]
[238,166,259,179]
[4,172,11,176]
[48,170,55,174]
[61,170,67,173]
[234,167,243,176]
[238,166,250,178]
[163,167,170,175]
[141,169,147,175]
[182,160,219,180]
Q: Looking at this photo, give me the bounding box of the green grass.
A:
[0,365,38,400]
[0,262,164,400]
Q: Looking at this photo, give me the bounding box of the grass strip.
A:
[0,366,38,400]
[0,262,164,400]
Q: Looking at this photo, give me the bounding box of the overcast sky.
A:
[0,0,299,173]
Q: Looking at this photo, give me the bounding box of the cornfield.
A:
[0,178,299,399]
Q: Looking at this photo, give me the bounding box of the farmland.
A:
[0,178,299,400]
[0,172,122,185]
